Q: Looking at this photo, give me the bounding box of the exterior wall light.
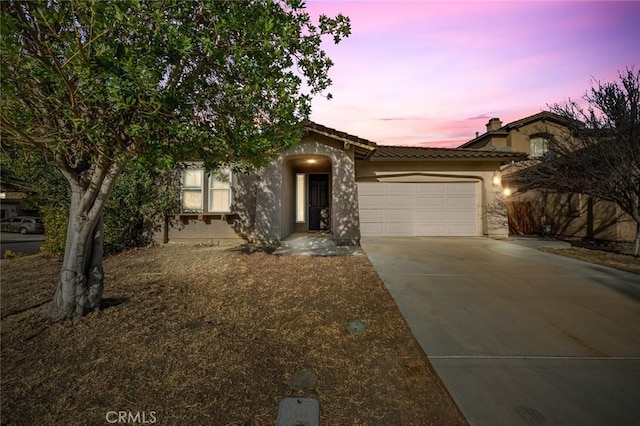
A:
[503,187,512,197]
[492,171,501,187]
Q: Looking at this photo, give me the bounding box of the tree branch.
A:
[87,162,124,223]
[62,28,110,69]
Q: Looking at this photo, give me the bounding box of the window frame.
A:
[529,136,549,158]
[296,173,306,223]
[181,168,205,212]
[180,165,233,214]
[208,167,233,213]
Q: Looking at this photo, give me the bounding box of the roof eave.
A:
[369,155,528,162]
[303,121,377,160]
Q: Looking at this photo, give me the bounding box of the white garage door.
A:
[357,182,479,236]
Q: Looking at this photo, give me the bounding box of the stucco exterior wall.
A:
[280,135,360,245]
[508,191,637,242]
[158,133,360,245]
[482,120,571,153]
[355,160,510,237]
[232,173,259,241]
[158,132,526,244]
[252,162,282,243]
[157,172,247,245]
[462,114,635,243]
[163,217,243,244]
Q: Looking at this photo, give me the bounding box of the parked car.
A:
[0,216,45,234]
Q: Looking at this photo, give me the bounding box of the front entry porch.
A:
[284,154,333,236]
[273,232,363,256]
[252,136,362,245]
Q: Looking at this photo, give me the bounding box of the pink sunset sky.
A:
[305,0,640,147]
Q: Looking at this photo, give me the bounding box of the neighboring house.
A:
[0,182,28,219]
[460,112,636,243]
[0,193,21,219]
[161,121,526,245]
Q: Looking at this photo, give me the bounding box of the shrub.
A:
[3,249,26,259]
[39,203,69,257]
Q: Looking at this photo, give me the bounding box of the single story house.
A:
[161,121,527,246]
[460,112,636,243]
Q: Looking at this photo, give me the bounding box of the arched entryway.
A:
[282,154,332,236]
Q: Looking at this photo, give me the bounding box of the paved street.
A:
[0,232,45,259]
[362,237,640,426]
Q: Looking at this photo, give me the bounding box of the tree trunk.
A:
[43,211,105,321]
[634,223,640,257]
[163,214,170,244]
[42,157,122,321]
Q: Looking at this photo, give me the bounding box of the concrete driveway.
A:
[361,237,640,426]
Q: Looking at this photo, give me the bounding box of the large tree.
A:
[0,0,350,320]
[505,68,640,255]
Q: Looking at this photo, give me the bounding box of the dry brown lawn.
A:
[1,244,466,426]
[540,246,640,275]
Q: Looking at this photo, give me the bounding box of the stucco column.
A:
[331,148,361,245]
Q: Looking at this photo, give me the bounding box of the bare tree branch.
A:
[505,68,640,254]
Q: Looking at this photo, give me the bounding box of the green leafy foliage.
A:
[2,249,26,259]
[0,146,70,256]
[39,203,69,256]
[1,0,350,255]
[103,162,180,253]
[1,0,350,171]
[1,146,180,256]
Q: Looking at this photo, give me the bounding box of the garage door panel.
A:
[387,210,415,222]
[418,184,446,195]
[386,223,416,235]
[357,183,385,198]
[416,224,448,235]
[360,223,384,235]
[446,182,476,194]
[448,211,477,222]
[392,183,420,194]
[386,195,417,208]
[446,224,478,235]
[359,209,385,222]
[417,197,447,207]
[448,197,477,208]
[359,195,385,208]
[358,182,478,237]
[416,210,447,221]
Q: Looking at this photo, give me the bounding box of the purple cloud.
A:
[307,0,640,147]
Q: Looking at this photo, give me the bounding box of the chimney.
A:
[486,118,502,132]
[475,131,479,138]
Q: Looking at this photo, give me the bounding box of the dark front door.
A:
[308,174,329,230]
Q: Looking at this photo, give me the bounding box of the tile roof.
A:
[303,120,378,160]
[303,120,377,148]
[370,145,528,161]
[303,120,527,162]
[505,111,582,130]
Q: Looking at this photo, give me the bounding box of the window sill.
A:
[177,213,237,224]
